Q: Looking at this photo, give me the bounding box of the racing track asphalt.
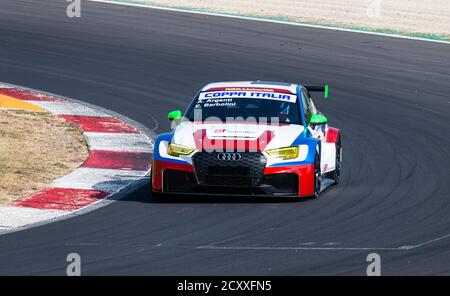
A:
[0,0,449,275]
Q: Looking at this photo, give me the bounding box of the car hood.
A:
[171,121,304,152]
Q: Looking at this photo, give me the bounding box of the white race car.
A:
[151,81,341,198]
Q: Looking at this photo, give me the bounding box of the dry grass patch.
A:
[126,0,450,39]
[0,110,88,204]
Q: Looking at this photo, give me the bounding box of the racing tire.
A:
[151,190,163,200]
[312,152,321,199]
[331,137,341,185]
[150,171,163,200]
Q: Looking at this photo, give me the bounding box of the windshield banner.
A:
[198,91,297,103]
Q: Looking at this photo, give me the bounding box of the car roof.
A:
[201,81,300,94]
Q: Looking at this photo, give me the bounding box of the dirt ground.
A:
[126,0,450,39]
[0,110,88,204]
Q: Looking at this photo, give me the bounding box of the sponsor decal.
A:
[225,87,278,92]
[198,91,297,102]
[212,129,257,137]
[206,87,294,94]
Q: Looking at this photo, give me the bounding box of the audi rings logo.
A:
[217,152,242,161]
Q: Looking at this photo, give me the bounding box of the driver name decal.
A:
[198,91,297,102]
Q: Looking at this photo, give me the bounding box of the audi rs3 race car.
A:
[151,81,342,198]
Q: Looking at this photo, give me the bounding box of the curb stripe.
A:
[0,94,44,111]
[85,132,153,152]
[60,115,139,133]
[28,101,109,117]
[82,150,152,171]
[50,167,147,191]
[0,207,67,229]
[0,88,62,101]
[14,188,110,211]
[0,83,153,233]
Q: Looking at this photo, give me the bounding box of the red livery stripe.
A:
[326,127,340,143]
[82,150,152,171]
[264,164,315,197]
[151,160,194,191]
[60,115,139,133]
[14,188,110,211]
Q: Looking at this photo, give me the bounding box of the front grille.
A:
[192,152,266,186]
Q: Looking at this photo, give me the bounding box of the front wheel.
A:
[312,152,321,199]
[331,137,341,185]
[150,171,163,200]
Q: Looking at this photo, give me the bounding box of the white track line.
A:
[89,0,450,45]
[196,232,450,252]
[402,233,450,250]
[196,245,402,251]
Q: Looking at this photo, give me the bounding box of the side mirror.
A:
[310,113,328,125]
[168,109,182,121]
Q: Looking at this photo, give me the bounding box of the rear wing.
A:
[304,84,329,98]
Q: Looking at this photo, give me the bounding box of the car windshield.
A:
[186,96,301,124]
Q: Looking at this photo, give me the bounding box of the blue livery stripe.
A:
[153,132,191,165]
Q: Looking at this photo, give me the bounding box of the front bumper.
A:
[152,159,315,197]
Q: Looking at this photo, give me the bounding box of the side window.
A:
[307,93,318,115]
[301,89,313,123]
[303,89,321,123]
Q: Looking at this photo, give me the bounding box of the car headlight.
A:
[167,143,195,157]
[266,146,299,160]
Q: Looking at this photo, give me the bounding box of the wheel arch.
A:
[326,126,341,144]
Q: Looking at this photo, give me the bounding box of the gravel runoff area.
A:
[0,110,88,204]
[118,0,450,40]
